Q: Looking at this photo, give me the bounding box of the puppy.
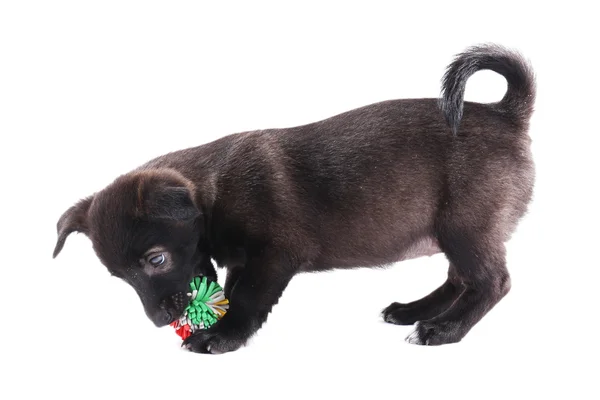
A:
[54,44,535,353]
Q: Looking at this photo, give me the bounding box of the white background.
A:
[1,1,598,399]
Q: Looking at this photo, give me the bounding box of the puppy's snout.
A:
[162,308,173,321]
[169,291,188,311]
[153,292,188,327]
[162,310,173,323]
[150,309,173,327]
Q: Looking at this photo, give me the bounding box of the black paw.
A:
[182,329,247,354]
[382,302,420,325]
[181,319,249,354]
[405,321,463,346]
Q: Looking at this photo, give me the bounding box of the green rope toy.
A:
[170,276,229,340]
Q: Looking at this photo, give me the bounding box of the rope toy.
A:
[170,276,229,340]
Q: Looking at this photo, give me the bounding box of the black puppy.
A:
[54,44,535,354]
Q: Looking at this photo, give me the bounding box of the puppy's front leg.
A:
[223,265,243,299]
[183,249,295,354]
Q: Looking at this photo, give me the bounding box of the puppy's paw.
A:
[405,321,463,346]
[182,322,248,354]
[382,302,419,325]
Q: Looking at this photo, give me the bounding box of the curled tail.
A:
[440,44,536,134]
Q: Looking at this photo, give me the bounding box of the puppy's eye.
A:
[148,253,166,267]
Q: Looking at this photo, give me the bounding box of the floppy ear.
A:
[53,196,93,258]
[146,186,200,221]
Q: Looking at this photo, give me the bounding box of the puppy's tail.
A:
[440,44,536,134]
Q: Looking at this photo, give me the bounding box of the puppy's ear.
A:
[146,186,200,221]
[53,196,93,258]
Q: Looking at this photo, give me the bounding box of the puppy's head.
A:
[53,168,216,327]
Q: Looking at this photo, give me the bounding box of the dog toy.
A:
[170,276,229,340]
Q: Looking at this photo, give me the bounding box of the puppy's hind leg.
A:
[382,264,463,325]
[406,229,511,346]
